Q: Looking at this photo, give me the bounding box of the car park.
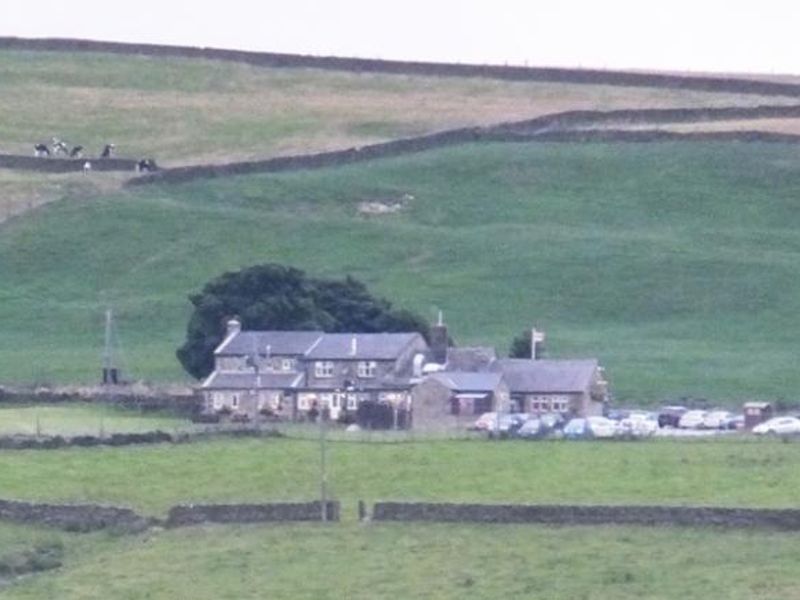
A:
[678,410,707,429]
[752,416,800,436]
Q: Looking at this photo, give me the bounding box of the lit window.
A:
[315,361,334,377]
[358,361,377,378]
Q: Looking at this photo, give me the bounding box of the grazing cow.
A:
[135,158,157,173]
[100,144,115,158]
[69,145,84,158]
[52,138,70,156]
[83,161,92,175]
[34,143,50,157]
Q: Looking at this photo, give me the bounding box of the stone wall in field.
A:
[371,502,800,530]
[125,103,800,186]
[165,501,340,527]
[0,427,282,451]
[0,499,152,533]
[0,387,200,416]
[0,154,139,173]
[3,37,800,98]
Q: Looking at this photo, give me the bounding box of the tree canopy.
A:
[509,329,545,359]
[176,264,430,378]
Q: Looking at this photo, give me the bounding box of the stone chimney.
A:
[430,310,448,365]
[350,336,358,356]
[226,317,242,336]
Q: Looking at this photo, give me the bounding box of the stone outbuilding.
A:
[411,371,511,431]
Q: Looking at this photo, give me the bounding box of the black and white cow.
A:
[69,145,84,158]
[100,144,115,158]
[34,143,50,157]
[52,138,70,156]
[135,158,157,173]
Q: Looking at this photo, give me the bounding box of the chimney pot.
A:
[227,318,242,336]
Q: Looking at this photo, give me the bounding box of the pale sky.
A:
[2,0,799,75]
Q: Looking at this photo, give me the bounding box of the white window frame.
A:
[315,361,334,378]
[357,360,377,378]
[346,394,358,410]
[281,358,293,371]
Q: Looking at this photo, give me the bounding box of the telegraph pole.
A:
[319,409,328,522]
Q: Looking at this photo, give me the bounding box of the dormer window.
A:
[358,361,377,378]
[315,361,334,378]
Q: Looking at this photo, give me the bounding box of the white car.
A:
[619,412,658,437]
[678,410,707,429]
[586,416,621,439]
[702,410,733,430]
[752,417,800,436]
[471,412,497,431]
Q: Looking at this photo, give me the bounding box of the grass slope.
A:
[0,50,792,164]
[0,438,797,514]
[5,522,800,600]
[2,141,800,402]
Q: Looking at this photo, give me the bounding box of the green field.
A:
[3,436,800,598]
[0,437,796,514]
[0,404,186,437]
[4,521,800,599]
[3,141,800,403]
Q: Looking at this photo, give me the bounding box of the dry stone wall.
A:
[0,499,152,532]
[166,501,340,527]
[371,502,800,530]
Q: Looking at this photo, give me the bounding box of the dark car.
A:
[657,405,688,428]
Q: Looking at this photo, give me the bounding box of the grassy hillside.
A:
[5,522,800,600]
[2,141,800,402]
[0,50,793,165]
[2,49,799,221]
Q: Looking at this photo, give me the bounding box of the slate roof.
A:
[304,333,423,360]
[445,347,497,372]
[427,371,503,392]
[201,372,305,390]
[492,359,599,393]
[216,331,323,356]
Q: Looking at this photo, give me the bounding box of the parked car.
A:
[471,412,497,431]
[586,416,621,439]
[752,416,800,436]
[539,412,567,431]
[678,410,708,429]
[657,405,688,428]
[619,412,658,437]
[515,418,545,440]
[563,418,589,440]
[702,410,733,430]
[488,413,529,438]
[724,414,745,430]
